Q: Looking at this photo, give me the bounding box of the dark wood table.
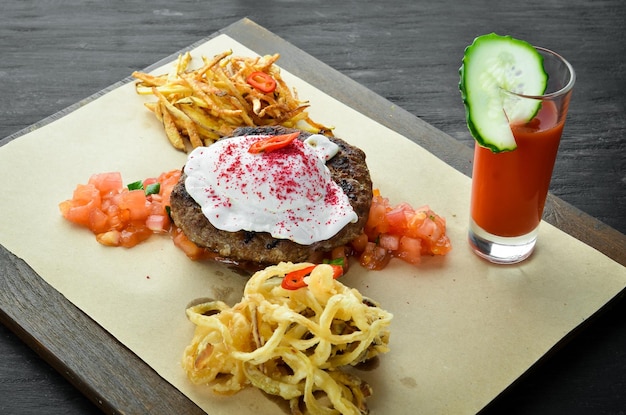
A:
[1,1,624,414]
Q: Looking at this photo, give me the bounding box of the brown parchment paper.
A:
[1,34,625,414]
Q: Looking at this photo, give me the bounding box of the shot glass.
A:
[468,46,575,264]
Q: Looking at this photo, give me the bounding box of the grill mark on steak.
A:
[265,240,280,249]
[243,231,255,244]
[169,126,372,265]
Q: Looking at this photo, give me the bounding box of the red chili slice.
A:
[246,71,277,93]
[248,132,300,154]
[281,264,344,290]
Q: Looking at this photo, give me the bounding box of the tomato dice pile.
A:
[350,189,452,270]
[59,169,222,261]
[59,170,180,248]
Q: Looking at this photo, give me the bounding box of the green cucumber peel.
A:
[459,33,548,152]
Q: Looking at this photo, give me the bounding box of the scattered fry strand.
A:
[182,262,392,414]
[132,50,334,152]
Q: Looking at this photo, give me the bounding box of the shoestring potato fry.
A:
[182,262,393,414]
[132,50,334,152]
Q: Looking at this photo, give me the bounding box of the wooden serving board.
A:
[1,18,625,415]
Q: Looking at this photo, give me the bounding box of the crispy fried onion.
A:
[182,262,392,414]
[132,50,334,152]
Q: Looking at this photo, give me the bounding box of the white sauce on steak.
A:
[183,134,357,245]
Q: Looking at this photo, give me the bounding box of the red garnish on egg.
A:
[248,132,300,154]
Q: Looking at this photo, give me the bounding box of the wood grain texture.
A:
[1,2,625,414]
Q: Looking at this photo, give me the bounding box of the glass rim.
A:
[503,46,576,100]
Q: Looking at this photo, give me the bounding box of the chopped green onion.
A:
[145,183,161,196]
[127,180,144,191]
[127,180,161,196]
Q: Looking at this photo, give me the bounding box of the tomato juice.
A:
[470,101,563,237]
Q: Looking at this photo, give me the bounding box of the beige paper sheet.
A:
[1,34,625,414]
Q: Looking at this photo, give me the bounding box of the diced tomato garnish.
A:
[105,204,127,231]
[396,236,422,265]
[59,169,183,250]
[350,189,452,270]
[146,214,170,233]
[96,230,121,247]
[157,169,182,206]
[364,195,389,237]
[88,172,123,197]
[170,226,215,261]
[59,184,102,227]
[116,190,149,221]
[385,204,410,235]
[72,183,102,205]
[119,222,153,248]
[350,233,369,253]
[88,207,110,234]
[142,177,158,188]
[379,233,400,251]
[359,242,392,270]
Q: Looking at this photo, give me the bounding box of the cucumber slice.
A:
[460,33,548,152]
